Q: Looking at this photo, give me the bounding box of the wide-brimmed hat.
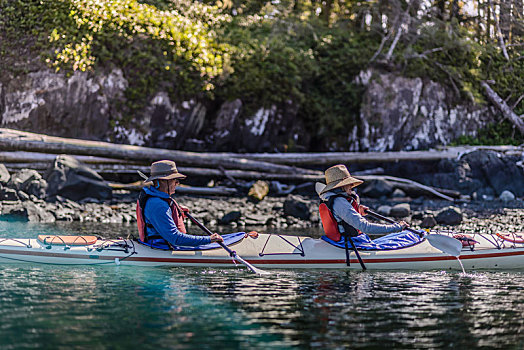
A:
[319,164,363,195]
[138,160,186,183]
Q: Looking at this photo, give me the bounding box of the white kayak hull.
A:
[0,233,523,270]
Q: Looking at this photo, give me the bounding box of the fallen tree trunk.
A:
[481,81,524,135]
[3,162,382,182]
[1,129,520,168]
[223,145,523,166]
[84,165,383,182]
[109,181,237,196]
[358,175,458,201]
[0,151,138,165]
[0,128,318,175]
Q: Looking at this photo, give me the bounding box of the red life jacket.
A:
[136,190,187,242]
[319,195,361,242]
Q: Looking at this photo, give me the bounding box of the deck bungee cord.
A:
[0,236,137,265]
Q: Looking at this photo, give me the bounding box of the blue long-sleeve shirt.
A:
[143,186,211,247]
[321,190,402,235]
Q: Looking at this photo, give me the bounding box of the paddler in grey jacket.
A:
[319,165,408,235]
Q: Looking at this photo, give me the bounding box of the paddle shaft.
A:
[184,212,264,274]
[345,235,367,270]
[366,210,423,237]
[185,212,234,255]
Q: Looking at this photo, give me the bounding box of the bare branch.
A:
[481,81,524,134]
[512,94,524,110]
[370,30,393,63]
[404,47,443,60]
[385,2,413,61]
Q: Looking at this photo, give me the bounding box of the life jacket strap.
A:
[326,194,360,238]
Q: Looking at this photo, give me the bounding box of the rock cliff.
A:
[0,68,496,152]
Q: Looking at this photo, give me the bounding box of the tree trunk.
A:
[513,0,523,38]
[499,0,512,42]
[488,0,510,60]
[481,81,524,134]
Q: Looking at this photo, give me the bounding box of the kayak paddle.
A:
[365,210,463,257]
[184,212,270,275]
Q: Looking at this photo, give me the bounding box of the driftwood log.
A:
[0,129,319,175]
[0,151,139,165]
[221,145,523,165]
[109,182,237,196]
[1,129,521,169]
[358,175,459,201]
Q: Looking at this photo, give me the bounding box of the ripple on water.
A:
[0,222,523,349]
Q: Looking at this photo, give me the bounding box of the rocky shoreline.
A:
[0,152,522,237]
[1,186,523,238]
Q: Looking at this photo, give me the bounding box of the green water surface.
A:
[0,222,523,349]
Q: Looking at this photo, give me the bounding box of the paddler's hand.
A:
[358,205,369,216]
[210,233,224,243]
[398,221,409,230]
[180,206,190,218]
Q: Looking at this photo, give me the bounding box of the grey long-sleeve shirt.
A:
[322,190,403,235]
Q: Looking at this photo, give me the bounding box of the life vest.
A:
[319,194,361,242]
[136,190,187,243]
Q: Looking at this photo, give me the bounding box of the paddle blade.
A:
[234,255,271,275]
[427,234,462,257]
[315,182,326,196]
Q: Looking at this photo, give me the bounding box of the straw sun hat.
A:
[138,160,186,183]
[319,164,363,195]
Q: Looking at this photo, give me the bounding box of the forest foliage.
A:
[0,0,523,144]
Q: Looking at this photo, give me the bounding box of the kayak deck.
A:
[0,231,523,270]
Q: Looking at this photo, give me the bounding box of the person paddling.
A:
[136,160,223,248]
[319,164,409,240]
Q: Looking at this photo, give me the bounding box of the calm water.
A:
[0,222,523,349]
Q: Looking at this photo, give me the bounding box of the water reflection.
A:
[190,270,524,349]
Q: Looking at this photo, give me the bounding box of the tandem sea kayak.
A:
[0,231,523,270]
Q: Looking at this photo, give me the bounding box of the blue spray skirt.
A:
[138,232,246,251]
[321,230,424,251]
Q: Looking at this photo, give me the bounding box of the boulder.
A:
[499,190,515,202]
[0,164,10,185]
[248,180,269,202]
[390,203,411,218]
[421,215,437,228]
[376,205,392,216]
[9,169,48,198]
[283,195,311,220]
[392,188,406,198]
[45,155,112,202]
[1,202,55,222]
[435,206,463,225]
[219,211,242,225]
[244,214,270,226]
[360,179,394,198]
[0,187,19,201]
[462,150,524,197]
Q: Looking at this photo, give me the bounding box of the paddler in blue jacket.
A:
[319,164,408,238]
[136,160,223,248]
